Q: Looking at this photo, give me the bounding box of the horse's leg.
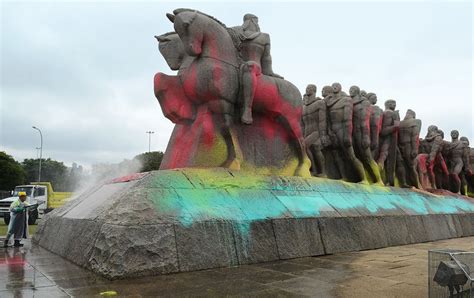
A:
[154,72,195,124]
[208,99,242,170]
[275,114,308,176]
[219,113,242,170]
[304,134,317,176]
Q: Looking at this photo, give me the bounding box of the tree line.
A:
[0,151,164,192]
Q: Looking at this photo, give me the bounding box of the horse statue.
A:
[154,9,309,176]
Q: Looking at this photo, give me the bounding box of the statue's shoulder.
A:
[315,98,326,109]
[257,32,270,44]
[361,97,371,107]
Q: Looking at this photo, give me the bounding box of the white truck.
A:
[0,183,72,225]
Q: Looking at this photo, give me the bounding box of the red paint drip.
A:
[108,172,148,184]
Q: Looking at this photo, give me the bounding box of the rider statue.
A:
[229,13,283,124]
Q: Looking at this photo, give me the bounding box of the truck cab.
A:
[0,185,48,225]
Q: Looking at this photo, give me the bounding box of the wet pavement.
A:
[0,237,473,297]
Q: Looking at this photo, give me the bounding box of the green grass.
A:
[0,221,38,236]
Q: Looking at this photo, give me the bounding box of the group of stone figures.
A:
[302,83,473,194]
[153,9,473,195]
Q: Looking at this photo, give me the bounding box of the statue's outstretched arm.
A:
[261,38,283,79]
[428,137,442,165]
[463,147,472,173]
[411,120,422,157]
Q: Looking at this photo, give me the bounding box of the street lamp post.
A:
[146,131,154,153]
[32,126,43,182]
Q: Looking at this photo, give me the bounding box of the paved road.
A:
[1,237,473,297]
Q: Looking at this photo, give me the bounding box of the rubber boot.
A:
[13,240,23,247]
[3,240,8,248]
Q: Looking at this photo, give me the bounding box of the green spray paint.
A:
[146,169,474,238]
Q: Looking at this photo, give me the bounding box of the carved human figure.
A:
[398,109,422,188]
[377,99,400,186]
[325,83,369,183]
[367,93,384,160]
[459,137,474,196]
[444,130,466,193]
[419,125,446,189]
[435,129,450,189]
[360,90,367,98]
[231,13,283,124]
[331,82,348,98]
[302,84,328,176]
[349,86,383,184]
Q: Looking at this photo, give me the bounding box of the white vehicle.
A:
[0,185,47,225]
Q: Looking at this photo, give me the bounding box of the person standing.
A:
[3,191,29,247]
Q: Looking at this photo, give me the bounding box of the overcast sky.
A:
[1,0,472,168]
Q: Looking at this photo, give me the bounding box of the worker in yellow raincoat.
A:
[3,192,29,247]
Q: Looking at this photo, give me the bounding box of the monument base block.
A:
[33,168,474,279]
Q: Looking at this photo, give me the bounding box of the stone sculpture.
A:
[302,84,328,177]
[398,109,422,188]
[325,83,368,183]
[377,100,400,186]
[154,9,309,176]
[366,93,384,161]
[349,86,383,184]
[419,125,446,189]
[445,130,467,193]
[435,129,450,190]
[460,137,474,195]
[153,9,472,195]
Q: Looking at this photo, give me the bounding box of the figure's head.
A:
[18,192,27,202]
[385,99,396,111]
[428,125,438,133]
[438,129,445,139]
[242,13,260,32]
[322,85,334,98]
[156,32,185,70]
[460,136,470,146]
[451,130,459,140]
[349,85,360,97]
[172,9,203,56]
[360,90,367,97]
[332,82,342,93]
[404,109,416,120]
[243,13,259,23]
[305,84,316,96]
[367,93,377,104]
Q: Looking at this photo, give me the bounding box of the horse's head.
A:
[155,32,185,71]
[168,9,203,56]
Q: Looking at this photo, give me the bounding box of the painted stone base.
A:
[33,168,474,279]
[160,113,312,177]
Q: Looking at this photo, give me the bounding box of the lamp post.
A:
[32,126,43,182]
[146,131,154,153]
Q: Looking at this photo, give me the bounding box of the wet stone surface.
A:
[0,237,473,297]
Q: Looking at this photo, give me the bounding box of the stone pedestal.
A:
[34,168,474,279]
